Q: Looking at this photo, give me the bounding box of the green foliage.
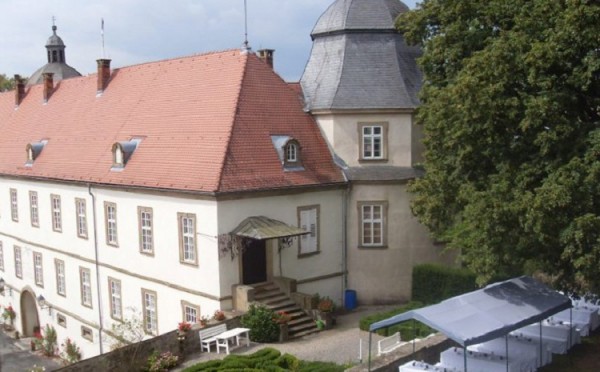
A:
[145,351,179,372]
[181,347,345,372]
[412,264,478,304]
[399,0,600,294]
[0,74,14,92]
[109,307,146,350]
[60,338,82,364]
[240,304,279,343]
[39,324,58,357]
[359,302,433,337]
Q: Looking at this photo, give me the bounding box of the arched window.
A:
[283,139,301,167]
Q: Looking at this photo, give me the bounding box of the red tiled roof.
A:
[0,50,344,193]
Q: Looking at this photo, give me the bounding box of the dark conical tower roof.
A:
[27,24,81,86]
[301,0,421,111]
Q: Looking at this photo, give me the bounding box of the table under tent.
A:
[367,276,575,372]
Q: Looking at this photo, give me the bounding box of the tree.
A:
[0,74,14,92]
[399,0,600,294]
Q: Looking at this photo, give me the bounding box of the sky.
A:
[0,0,417,82]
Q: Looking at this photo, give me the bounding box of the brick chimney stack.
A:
[257,49,275,69]
[42,72,54,102]
[97,59,112,93]
[14,74,25,107]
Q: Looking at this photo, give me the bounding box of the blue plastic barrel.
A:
[345,289,357,310]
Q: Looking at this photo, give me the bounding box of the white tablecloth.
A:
[514,322,579,354]
[399,360,451,371]
[440,347,520,372]
[553,307,600,334]
[470,333,551,370]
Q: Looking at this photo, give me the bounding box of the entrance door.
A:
[20,290,40,337]
[242,239,267,284]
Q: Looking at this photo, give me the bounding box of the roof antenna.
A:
[241,0,251,53]
[101,18,106,58]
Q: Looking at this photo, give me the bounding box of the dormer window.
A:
[25,140,48,166]
[270,136,304,171]
[111,138,142,170]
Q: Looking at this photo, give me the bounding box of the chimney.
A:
[257,49,275,69]
[42,72,54,102]
[14,74,25,106]
[97,59,111,93]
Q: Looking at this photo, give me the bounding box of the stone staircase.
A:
[252,282,319,339]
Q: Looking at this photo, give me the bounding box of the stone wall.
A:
[346,333,457,372]
[57,318,241,372]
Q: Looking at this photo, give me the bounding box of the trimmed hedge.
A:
[358,301,434,337]
[412,263,477,305]
[181,347,345,372]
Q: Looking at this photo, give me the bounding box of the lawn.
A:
[539,330,600,371]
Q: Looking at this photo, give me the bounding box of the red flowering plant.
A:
[2,305,16,322]
[177,321,192,332]
[213,310,226,321]
[273,311,292,324]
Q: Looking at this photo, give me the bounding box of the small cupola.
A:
[111,138,141,170]
[271,136,304,171]
[46,24,66,64]
[25,140,48,166]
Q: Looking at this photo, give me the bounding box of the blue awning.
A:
[369,276,571,346]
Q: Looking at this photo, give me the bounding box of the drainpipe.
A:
[342,184,349,303]
[88,184,104,354]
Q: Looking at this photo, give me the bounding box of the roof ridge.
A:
[107,48,242,72]
[216,51,250,192]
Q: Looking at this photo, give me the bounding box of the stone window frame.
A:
[358,122,389,162]
[357,201,389,249]
[14,245,22,279]
[75,198,88,239]
[81,326,93,341]
[79,267,93,308]
[108,277,123,321]
[33,251,44,288]
[297,205,320,257]
[138,207,154,256]
[178,213,198,266]
[104,202,118,247]
[29,191,39,227]
[142,288,158,335]
[57,313,67,328]
[55,258,66,297]
[10,188,18,222]
[181,300,200,324]
[50,194,62,232]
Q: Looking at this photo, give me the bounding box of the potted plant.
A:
[273,311,291,342]
[213,310,226,322]
[199,315,209,328]
[177,321,192,335]
[317,297,335,329]
[2,305,16,330]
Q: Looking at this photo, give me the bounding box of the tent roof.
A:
[369,276,572,346]
[231,216,309,240]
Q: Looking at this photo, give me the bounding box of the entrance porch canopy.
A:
[370,276,572,347]
[231,216,309,240]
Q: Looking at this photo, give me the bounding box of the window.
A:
[178,213,197,265]
[55,259,66,296]
[33,252,44,287]
[283,139,302,167]
[138,207,154,255]
[75,198,88,239]
[0,241,4,271]
[81,326,93,341]
[142,289,158,335]
[10,189,18,222]
[181,301,200,324]
[80,267,92,308]
[359,123,388,161]
[14,246,22,279]
[57,313,67,327]
[104,202,118,246]
[30,191,39,227]
[108,277,122,320]
[51,194,62,232]
[298,205,320,256]
[358,202,388,248]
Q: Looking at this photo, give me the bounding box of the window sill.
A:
[357,245,388,250]
[298,251,320,258]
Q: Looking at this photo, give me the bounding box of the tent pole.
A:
[505,334,509,372]
[539,322,543,368]
[464,345,467,372]
[368,331,372,371]
[412,320,416,353]
[569,307,573,349]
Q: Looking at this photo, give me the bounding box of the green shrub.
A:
[299,361,346,372]
[275,353,300,370]
[240,304,279,343]
[358,301,434,337]
[412,263,477,305]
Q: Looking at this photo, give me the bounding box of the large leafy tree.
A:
[399,0,600,294]
[0,74,14,92]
